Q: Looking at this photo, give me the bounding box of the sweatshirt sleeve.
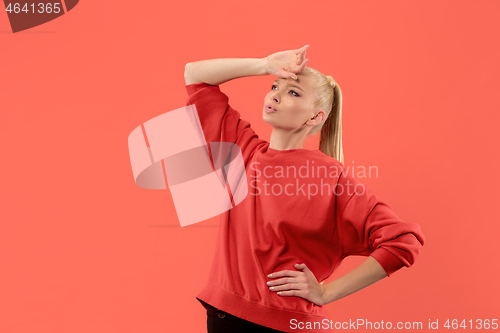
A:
[336,170,425,277]
[185,82,265,160]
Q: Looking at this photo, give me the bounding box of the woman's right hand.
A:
[264,45,310,80]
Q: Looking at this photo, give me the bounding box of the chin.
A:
[262,111,273,123]
[262,116,273,127]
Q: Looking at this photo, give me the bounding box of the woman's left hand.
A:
[264,45,310,80]
[267,263,327,306]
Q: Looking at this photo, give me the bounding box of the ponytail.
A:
[303,67,344,164]
[319,82,343,164]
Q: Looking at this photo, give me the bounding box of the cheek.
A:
[264,93,272,104]
[290,102,308,116]
[289,106,313,124]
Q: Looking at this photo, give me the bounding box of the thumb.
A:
[287,71,298,80]
[294,263,308,271]
[279,69,297,80]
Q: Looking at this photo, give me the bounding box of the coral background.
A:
[1,0,499,332]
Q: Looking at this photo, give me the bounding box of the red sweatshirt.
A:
[185,82,425,333]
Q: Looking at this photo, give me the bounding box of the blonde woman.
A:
[184,45,425,333]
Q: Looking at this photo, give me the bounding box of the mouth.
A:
[265,103,277,113]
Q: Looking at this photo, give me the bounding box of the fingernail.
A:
[268,274,273,277]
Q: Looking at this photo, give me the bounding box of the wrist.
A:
[322,279,341,305]
[258,57,270,76]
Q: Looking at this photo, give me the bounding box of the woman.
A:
[184,45,425,333]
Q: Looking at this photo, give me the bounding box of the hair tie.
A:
[326,75,337,89]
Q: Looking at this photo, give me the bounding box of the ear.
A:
[309,110,326,126]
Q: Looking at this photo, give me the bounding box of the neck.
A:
[269,128,309,150]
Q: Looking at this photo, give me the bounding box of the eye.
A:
[271,84,300,97]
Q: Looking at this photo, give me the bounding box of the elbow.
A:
[184,62,196,85]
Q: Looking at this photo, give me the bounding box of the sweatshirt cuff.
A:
[370,247,405,277]
[186,82,216,95]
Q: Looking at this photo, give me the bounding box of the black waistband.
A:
[197,298,225,316]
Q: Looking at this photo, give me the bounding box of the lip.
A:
[265,103,277,113]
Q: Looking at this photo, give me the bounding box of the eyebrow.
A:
[273,79,305,93]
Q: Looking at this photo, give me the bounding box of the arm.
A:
[291,170,424,306]
[322,256,388,305]
[184,58,268,86]
[184,44,311,86]
[268,256,388,306]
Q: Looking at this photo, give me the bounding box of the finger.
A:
[298,47,308,65]
[295,44,310,55]
[298,58,310,71]
[269,282,301,292]
[291,57,308,73]
[268,277,295,286]
[277,290,304,297]
[268,270,300,278]
[296,48,305,65]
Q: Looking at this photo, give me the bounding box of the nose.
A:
[271,90,280,103]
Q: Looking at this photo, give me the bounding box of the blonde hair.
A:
[302,67,344,164]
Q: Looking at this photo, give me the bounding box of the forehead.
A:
[273,73,315,94]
